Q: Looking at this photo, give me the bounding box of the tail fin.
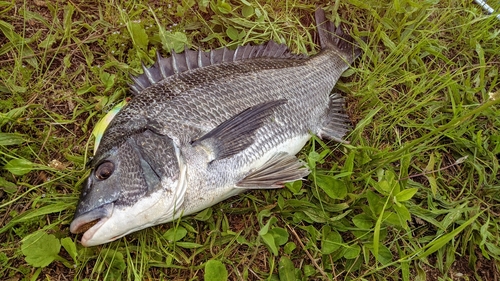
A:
[315,8,361,63]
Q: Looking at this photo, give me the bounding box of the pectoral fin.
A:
[236,152,310,189]
[192,99,287,160]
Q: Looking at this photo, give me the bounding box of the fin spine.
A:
[129,41,305,95]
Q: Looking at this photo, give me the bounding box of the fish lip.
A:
[70,203,114,244]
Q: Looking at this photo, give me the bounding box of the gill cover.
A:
[70,129,185,246]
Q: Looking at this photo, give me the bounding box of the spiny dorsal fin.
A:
[129,41,306,95]
[236,152,310,189]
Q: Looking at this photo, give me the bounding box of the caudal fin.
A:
[315,8,361,64]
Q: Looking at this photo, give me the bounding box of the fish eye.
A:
[95,161,114,180]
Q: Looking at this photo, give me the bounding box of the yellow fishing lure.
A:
[91,98,130,155]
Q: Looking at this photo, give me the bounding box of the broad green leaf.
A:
[76,84,97,95]
[299,225,320,239]
[4,158,34,175]
[0,132,25,146]
[393,204,411,225]
[204,260,228,281]
[102,250,126,276]
[485,242,500,256]
[307,150,325,169]
[371,244,392,265]
[217,1,232,14]
[285,180,302,194]
[284,242,296,254]
[441,206,467,229]
[284,199,315,208]
[315,174,347,199]
[278,256,295,281]
[343,244,361,259]
[21,231,61,268]
[479,216,491,257]
[375,180,391,195]
[321,226,342,255]
[60,237,77,263]
[258,216,277,235]
[226,26,238,41]
[277,194,284,210]
[0,106,27,126]
[303,209,327,223]
[170,32,188,53]
[0,177,17,193]
[261,233,278,255]
[269,227,288,246]
[241,5,254,18]
[303,264,315,277]
[163,226,187,242]
[254,7,262,19]
[352,213,373,229]
[366,190,383,216]
[194,207,212,221]
[99,71,116,91]
[376,169,400,195]
[129,22,148,51]
[38,33,57,49]
[383,211,402,227]
[0,20,16,42]
[395,188,418,202]
[198,0,210,12]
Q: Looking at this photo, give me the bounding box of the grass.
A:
[0,0,499,280]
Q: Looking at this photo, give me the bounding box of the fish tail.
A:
[315,8,361,64]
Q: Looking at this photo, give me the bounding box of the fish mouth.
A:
[70,203,114,245]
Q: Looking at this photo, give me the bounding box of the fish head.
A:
[70,130,186,246]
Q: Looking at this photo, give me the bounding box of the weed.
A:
[1,0,499,280]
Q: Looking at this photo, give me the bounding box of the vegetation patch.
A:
[1,0,499,280]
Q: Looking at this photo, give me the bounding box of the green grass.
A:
[1,0,499,280]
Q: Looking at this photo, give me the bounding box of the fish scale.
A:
[165,52,343,215]
[70,8,361,246]
[159,60,327,137]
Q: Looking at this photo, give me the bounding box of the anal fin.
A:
[236,152,310,189]
[318,93,350,143]
[192,99,286,160]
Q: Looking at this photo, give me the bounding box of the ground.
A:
[1,0,499,280]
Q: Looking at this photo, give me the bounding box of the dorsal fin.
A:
[129,41,306,95]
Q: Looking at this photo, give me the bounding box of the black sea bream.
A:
[70,8,361,246]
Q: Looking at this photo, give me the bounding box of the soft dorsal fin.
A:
[129,41,306,95]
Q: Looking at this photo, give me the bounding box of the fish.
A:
[69,8,361,247]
